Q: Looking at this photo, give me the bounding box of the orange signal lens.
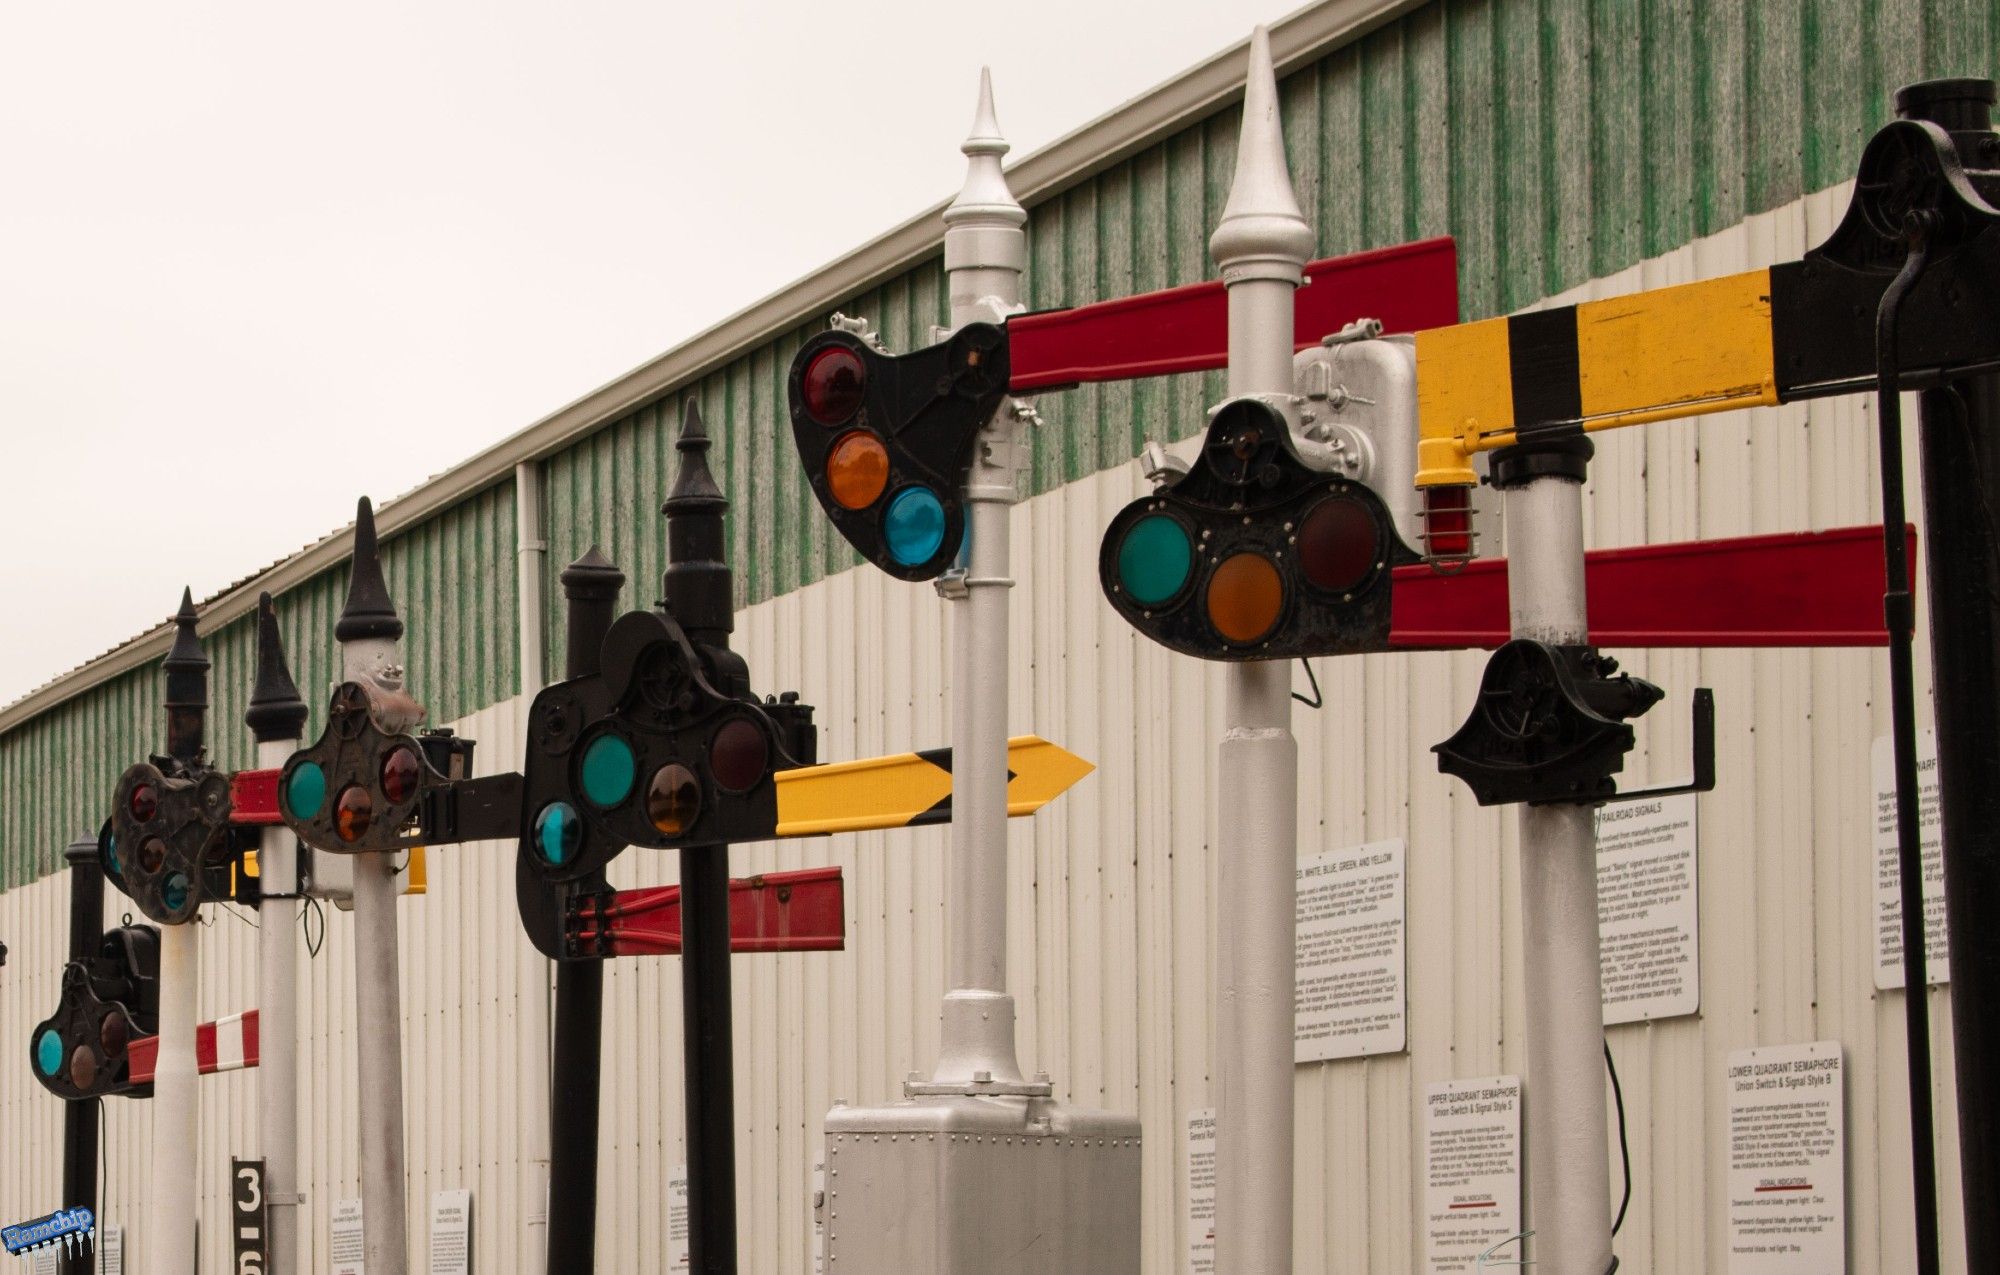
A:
[826,430,890,510]
[1206,553,1284,644]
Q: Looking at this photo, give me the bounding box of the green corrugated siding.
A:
[0,482,517,887]
[8,0,1997,883]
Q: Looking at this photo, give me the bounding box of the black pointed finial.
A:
[162,586,208,761]
[560,546,626,682]
[662,401,733,643]
[245,592,309,742]
[335,496,404,642]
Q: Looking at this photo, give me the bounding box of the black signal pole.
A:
[59,833,102,1275]
[1892,78,2000,1273]
[545,547,625,1273]
[664,403,740,1274]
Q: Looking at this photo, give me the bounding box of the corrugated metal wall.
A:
[0,187,1976,1272]
[0,480,517,887]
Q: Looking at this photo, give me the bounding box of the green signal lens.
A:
[162,872,191,912]
[1116,514,1194,606]
[35,1027,63,1077]
[284,761,328,820]
[535,802,581,866]
[580,734,638,808]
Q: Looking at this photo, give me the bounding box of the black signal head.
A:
[29,923,160,1100]
[788,322,1011,581]
[105,758,234,925]
[279,681,454,854]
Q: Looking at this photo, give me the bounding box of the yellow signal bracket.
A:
[774,735,1093,839]
[1415,269,1781,487]
[402,844,427,895]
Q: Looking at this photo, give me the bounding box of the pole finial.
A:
[945,66,1027,232]
[1209,26,1314,283]
[662,400,733,642]
[246,591,309,742]
[162,586,208,680]
[335,496,404,642]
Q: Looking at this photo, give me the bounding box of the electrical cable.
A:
[1605,1039,1630,1237]
[1292,658,1324,709]
[301,895,325,959]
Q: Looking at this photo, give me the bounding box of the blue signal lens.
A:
[535,802,581,866]
[1116,514,1193,606]
[104,835,120,876]
[162,872,190,913]
[580,734,638,808]
[35,1028,63,1077]
[285,760,328,820]
[883,487,946,566]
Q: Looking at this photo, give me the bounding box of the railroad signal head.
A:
[103,762,235,924]
[280,681,466,854]
[788,321,1012,580]
[520,608,810,885]
[1100,393,1419,660]
[29,923,160,1100]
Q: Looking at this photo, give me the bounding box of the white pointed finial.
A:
[1209,26,1314,283]
[945,66,1026,231]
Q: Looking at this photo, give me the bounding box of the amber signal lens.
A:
[646,764,702,837]
[138,837,166,874]
[826,430,890,510]
[335,786,373,843]
[1206,553,1285,644]
[69,1046,97,1092]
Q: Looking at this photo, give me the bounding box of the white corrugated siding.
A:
[0,178,1969,1272]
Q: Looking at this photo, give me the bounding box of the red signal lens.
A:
[335,786,373,843]
[380,746,421,804]
[99,1011,129,1057]
[646,763,702,837]
[709,719,769,792]
[1421,485,1474,560]
[138,837,166,874]
[803,347,866,426]
[129,783,158,822]
[826,430,890,510]
[1297,497,1380,593]
[1206,553,1285,644]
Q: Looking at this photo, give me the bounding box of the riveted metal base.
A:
[821,1096,1140,1273]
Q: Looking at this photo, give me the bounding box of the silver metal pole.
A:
[932,66,1030,1087]
[257,739,301,1274]
[1503,471,1615,1275]
[513,460,553,1275]
[147,922,198,1275]
[1209,28,1312,1273]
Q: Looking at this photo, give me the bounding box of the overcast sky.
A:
[0,0,1287,707]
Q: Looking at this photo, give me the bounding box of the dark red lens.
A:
[708,719,769,792]
[380,746,421,804]
[129,783,158,822]
[138,837,166,874]
[1297,497,1380,593]
[69,1046,97,1092]
[1423,485,1474,559]
[803,347,866,426]
[99,1011,129,1057]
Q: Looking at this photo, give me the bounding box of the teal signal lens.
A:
[580,734,638,808]
[284,760,328,820]
[535,802,581,866]
[162,872,190,913]
[1117,514,1194,606]
[883,487,946,566]
[104,834,120,876]
[35,1027,63,1077]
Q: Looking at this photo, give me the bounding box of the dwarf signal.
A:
[29,923,160,1100]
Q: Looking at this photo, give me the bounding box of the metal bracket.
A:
[1596,689,1717,806]
[902,1074,1054,1099]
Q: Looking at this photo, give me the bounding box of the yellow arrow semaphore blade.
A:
[774,735,1093,839]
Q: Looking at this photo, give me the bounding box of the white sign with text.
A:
[1595,793,1700,1023]
[330,1198,364,1275]
[1726,1040,1846,1274]
[666,1165,690,1271]
[1185,1108,1217,1275]
[1295,839,1406,1061]
[428,1189,470,1275]
[1422,1075,1522,1273]
[1874,730,1949,989]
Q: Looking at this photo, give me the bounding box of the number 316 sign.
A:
[232,1159,269,1273]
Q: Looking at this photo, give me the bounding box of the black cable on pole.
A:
[1604,1039,1630,1237]
[1872,210,1944,1275]
[1292,658,1323,709]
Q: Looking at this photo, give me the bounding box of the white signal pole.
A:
[336,498,412,1274]
[934,65,1030,1090]
[246,593,307,1274]
[148,591,205,1275]
[1208,27,1311,1273]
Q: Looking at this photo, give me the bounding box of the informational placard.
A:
[428,1189,471,1275]
[1295,839,1406,1061]
[1184,1109,1217,1275]
[1726,1041,1846,1274]
[665,1165,690,1272]
[1874,730,1949,989]
[1422,1075,1522,1273]
[233,1159,269,1272]
[30,1246,55,1275]
[97,1224,121,1275]
[811,1160,826,1275]
[330,1198,364,1275]
[1595,793,1701,1023]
